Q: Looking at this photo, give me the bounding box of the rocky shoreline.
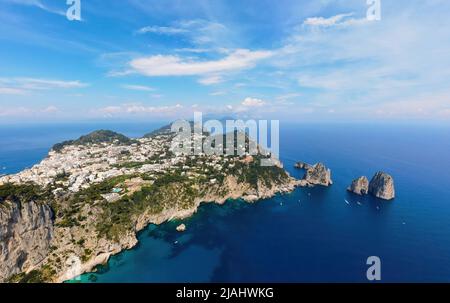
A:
[0,127,396,283]
[0,128,303,283]
[59,176,301,283]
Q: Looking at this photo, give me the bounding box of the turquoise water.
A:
[2,122,450,282]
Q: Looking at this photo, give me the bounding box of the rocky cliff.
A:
[0,200,54,281]
[369,172,395,200]
[0,128,300,283]
[347,176,369,195]
[347,172,395,200]
[295,162,333,187]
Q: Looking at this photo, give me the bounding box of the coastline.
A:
[61,177,301,282]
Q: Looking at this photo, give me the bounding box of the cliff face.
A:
[347,176,369,195]
[0,128,300,283]
[347,172,395,201]
[369,172,395,200]
[0,201,54,281]
[298,163,333,187]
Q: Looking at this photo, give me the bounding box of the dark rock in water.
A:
[347,176,369,195]
[369,172,395,200]
[303,163,333,187]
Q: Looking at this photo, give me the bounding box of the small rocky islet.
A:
[294,162,395,200]
[349,172,396,200]
[294,162,333,187]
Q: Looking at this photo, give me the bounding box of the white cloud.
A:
[129,49,273,77]
[261,1,450,120]
[121,84,155,91]
[198,75,223,85]
[0,87,27,95]
[210,91,226,96]
[136,19,229,47]
[0,77,88,91]
[41,105,58,113]
[0,105,59,117]
[94,103,184,117]
[303,13,356,27]
[136,26,188,35]
[242,97,265,107]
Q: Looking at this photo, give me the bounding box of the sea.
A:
[1,121,450,283]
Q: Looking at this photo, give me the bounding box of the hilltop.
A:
[52,130,135,152]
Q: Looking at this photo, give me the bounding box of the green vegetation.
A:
[7,265,55,283]
[96,172,197,241]
[54,174,137,228]
[0,183,52,205]
[52,130,136,152]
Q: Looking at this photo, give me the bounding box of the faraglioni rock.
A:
[347,176,369,195]
[369,172,395,200]
[295,162,333,187]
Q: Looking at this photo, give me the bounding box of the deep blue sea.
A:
[1,122,450,282]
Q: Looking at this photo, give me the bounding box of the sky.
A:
[0,0,449,123]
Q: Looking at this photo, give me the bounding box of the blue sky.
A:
[0,0,449,123]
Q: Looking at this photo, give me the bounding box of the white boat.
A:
[357,201,362,206]
[345,200,350,205]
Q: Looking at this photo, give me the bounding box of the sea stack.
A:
[369,172,395,200]
[176,224,187,232]
[301,163,333,187]
[347,176,369,195]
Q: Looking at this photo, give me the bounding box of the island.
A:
[347,172,395,200]
[0,126,301,283]
[294,162,333,187]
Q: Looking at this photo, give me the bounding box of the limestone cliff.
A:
[0,128,300,283]
[347,176,369,195]
[295,162,333,187]
[369,172,395,200]
[0,199,53,281]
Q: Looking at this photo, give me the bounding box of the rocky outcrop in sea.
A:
[347,172,395,200]
[295,162,333,187]
[369,172,395,200]
[347,176,369,195]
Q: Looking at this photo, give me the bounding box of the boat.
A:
[345,199,350,205]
